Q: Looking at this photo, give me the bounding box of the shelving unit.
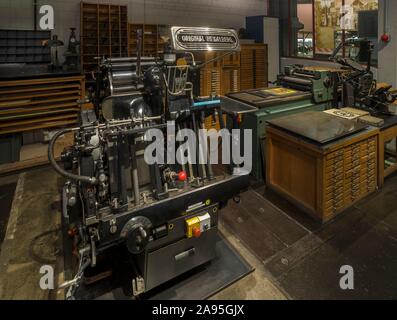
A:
[0,75,85,135]
[195,51,240,130]
[0,30,51,63]
[240,43,268,90]
[128,23,166,57]
[80,2,128,80]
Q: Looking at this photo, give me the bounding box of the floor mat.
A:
[74,234,253,300]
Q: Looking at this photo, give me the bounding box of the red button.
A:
[192,227,201,238]
[178,171,187,181]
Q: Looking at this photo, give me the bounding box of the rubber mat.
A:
[74,234,253,300]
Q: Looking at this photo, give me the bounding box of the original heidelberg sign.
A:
[171,27,240,52]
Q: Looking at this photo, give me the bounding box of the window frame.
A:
[287,0,378,63]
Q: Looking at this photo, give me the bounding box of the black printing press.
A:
[48,26,249,299]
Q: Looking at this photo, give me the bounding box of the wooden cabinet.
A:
[80,2,128,80]
[0,76,85,135]
[221,68,240,95]
[240,44,268,90]
[200,68,222,97]
[266,126,379,223]
[128,23,166,57]
[198,45,268,130]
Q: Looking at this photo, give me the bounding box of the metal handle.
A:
[175,248,196,261]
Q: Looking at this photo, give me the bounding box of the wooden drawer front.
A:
[325,149,344,161]
[342,136,378,207]
[324,147,345,216]
[323,135,378,212]
[325,185,344,201]
[325,197,344,216]
[325,157,343,173]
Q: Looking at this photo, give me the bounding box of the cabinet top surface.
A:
[267,111,369,145]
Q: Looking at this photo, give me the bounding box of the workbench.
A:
[266,111,379,223]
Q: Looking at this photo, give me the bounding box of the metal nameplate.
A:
[171,26,240,52]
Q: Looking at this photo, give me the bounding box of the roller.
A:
[280,76,312,86]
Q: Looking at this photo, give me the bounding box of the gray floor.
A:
[219,181,397,299]
[0,166,396,300]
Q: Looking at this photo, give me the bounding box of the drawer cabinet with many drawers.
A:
[266,126,379,223]
[324,136,377,218]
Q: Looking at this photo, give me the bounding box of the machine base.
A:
[64,233,253,300]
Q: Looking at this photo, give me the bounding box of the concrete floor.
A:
[0,166,396,299]
[0,167,63,300]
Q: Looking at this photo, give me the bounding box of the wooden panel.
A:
[128,23,166,58]
[81,2,128,80]
[0,76,84,135]
[240,44,268,90]
[198,51,244,130]
[200,67,221,97]
[221,68,240,95]
[269,137,318,215]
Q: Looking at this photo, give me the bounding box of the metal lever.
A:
[175,248,196,261]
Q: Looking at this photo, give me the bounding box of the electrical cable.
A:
[48,128,97,185]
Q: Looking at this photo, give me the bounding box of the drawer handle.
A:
[175,248,196,261]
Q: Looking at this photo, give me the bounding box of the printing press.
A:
[224,64,338,180]
[48,27,249,299]
[223,36,391,181]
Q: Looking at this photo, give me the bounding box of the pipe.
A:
[48,128,97,185]
[383,0,388,35]
[129,137,140,206]
[177,124,188,186]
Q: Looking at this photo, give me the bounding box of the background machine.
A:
[49,27,249,299]
[226,65,337,181]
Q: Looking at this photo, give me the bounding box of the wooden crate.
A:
[266,126,379,223]
[0,76,84,135]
